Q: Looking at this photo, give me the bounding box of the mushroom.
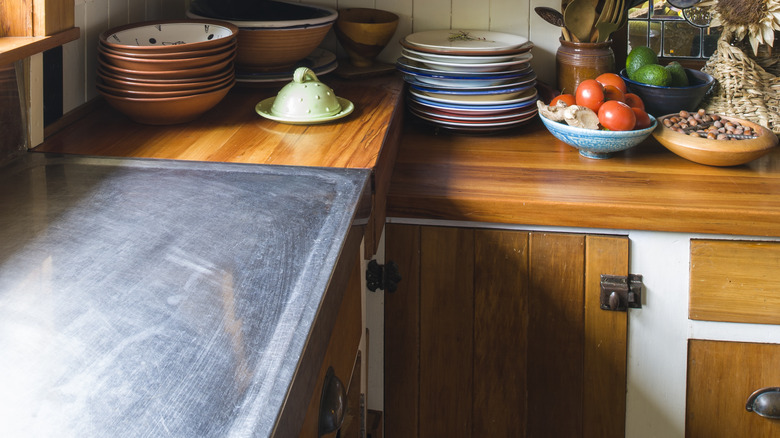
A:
[537,99,568,122]
[563,105,599,130]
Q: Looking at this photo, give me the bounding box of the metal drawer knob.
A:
[746,387,780,419]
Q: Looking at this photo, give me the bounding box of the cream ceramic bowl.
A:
[100,19,238,53]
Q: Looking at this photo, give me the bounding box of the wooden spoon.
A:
[563,0,598,43]
[534,6,572,41]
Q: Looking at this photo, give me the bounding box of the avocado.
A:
[633,64,672,87]
[626,46,658,80]
[665,61,689,87]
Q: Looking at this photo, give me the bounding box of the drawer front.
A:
[690,239,780,325]
[686,339,780,437]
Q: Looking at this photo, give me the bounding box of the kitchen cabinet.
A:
[385,121,780,437]
[685,239,780,437]
[384,223,629,437]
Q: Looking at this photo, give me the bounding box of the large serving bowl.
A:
[96,76,234,98]
[186,1,338,72]
[539,112,657,159]
[652,114,778,166]
[99,53,235,80]
[619,68,715,117]
[98,44,235,71]
[98,39,237,60]
[99,82,233,125]
[100,19,238,54]
[97,68,233,92]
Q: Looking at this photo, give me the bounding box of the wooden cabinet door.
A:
[687,340,780,437]
[384,224,629,438]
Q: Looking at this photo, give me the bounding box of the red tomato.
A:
[603,85,626,103]
[624,93,645,110]
[550,93,576,106]
[632,107,652,129]
[595,72,627,93]
[598,100,636,131]
[575,79,605,113]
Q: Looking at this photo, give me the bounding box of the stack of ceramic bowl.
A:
[397,29,538,133]
[186,0,338,85]
[97,19,238,125]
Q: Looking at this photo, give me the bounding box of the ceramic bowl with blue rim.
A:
[539,112,657,159]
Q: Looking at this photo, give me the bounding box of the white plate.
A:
[401,73,520,88]
[409,87,537,106]
[402,50,532,73]
[402,47,529,64]
[396,56,532,78]
[403,29,532,55]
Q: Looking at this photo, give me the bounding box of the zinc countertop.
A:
[0,153,370,437]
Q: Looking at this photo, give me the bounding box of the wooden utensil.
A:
[563,0,597,43]
[534,6,571,41]
[595,0,624,42]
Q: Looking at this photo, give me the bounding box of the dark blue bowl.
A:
[619,68,715,117]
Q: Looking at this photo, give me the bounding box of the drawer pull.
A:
[318,367,346,436]
[746,387,780,419]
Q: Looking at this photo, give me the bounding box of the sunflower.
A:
[700,0,780,55]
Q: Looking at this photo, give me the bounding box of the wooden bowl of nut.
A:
[652,110,778,166]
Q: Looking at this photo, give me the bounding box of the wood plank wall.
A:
[60,0,563,115]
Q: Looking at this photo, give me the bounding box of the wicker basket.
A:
[702,32,780,134]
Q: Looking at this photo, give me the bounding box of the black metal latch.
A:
[366,260,401,293]
[600,274,643,311]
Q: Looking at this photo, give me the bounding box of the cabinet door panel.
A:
[687,339,780,437]
[384,224,420,438]
[584,235,629,437]
[474,229,529,436]
[419,226,474,437]
[385,225,629,438]
[527,233,585,437]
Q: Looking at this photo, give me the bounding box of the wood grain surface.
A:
[686,339,780,437]
[690,239,780,325]
[36,76,403,169]
[584,235,629,438]
[388,119,780,237]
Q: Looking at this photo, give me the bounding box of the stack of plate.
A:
[397,29,538,133]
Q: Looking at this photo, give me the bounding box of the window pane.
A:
[664,20,699,57]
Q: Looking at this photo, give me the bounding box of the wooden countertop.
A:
[37,75,403,169]
[387,117,780,238]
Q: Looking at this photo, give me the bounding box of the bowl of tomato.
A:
[539,111,657,159]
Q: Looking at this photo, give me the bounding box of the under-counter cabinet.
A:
[384,224,630,438]
[685,239,780,437]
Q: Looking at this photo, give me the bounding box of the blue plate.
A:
[408,76,536,95]
[408,90,538,111]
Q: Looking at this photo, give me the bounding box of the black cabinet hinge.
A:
[600,274,643,311]
[366,260,401,293]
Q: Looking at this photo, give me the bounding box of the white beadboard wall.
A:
[62,0,563,114]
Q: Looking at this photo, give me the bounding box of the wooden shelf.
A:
[0,27,80,65]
